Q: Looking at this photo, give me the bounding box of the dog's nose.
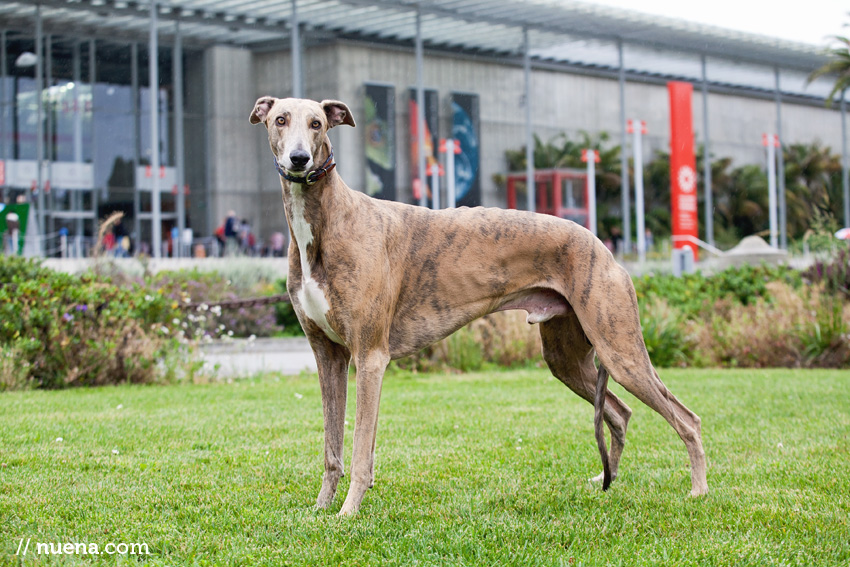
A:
[289,150,311,170]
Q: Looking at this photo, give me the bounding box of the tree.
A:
[783,141,844,238]
[808,29,850,105]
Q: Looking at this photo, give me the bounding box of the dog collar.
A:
[274,149,336,186]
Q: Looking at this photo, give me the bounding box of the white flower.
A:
[160,326,170,334]
[112,449,120,455]
[55,437,63,443]
[248,334,256,342]
[198,303,209,312]
[211,306,222,316]
[294,393,303,399]
[116,404,123,410]
[172,318,181,325]
[227,330,234,337]
[183,297,191,304]
[144,295,153,302]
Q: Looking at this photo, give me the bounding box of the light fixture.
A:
[15,52,38,68]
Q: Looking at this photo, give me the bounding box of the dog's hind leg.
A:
[539,311,632,488]
[573,269,708,496]
[311,336,351,510]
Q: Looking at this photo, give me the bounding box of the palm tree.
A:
[783,141,843,238]
[808,30,850,106]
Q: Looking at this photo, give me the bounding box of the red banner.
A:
[668,81,699,260]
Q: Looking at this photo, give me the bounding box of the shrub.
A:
[689,282,850,369]
[273,278,306,337]
[639,298,693,368]
[802,243,850,297]
[634,264,803,320]
[0,256,195,389]
[147,269,283,338]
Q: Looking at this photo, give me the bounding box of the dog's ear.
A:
[321,100,356,128]
[250,96,277,126]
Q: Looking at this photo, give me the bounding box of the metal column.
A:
[415,9,427,208]
[174,19,186,254]
[701,55,714,247]
[132,42,140,252]
[1,30,7,204]
[524,27,535,212]
[35,5,45,250]
[149,0,162,258]
[618,39,631,254]
[73,39,84,238]
[291,0,302,98]
[842,92,849,229]
[774,68,786,249]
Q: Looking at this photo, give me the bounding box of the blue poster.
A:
[450,93,480,207]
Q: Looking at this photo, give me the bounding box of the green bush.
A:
[633,264,803,320]
[273,278,306,337]
[638,298,693,368]
[0,256,193,389]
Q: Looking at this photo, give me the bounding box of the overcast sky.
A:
[583,0,848,47]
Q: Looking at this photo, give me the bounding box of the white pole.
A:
[618,40,631,255]
[430,164,440,210]
[149,0,162,258]
[174,19,186,257]
[524,28,535,213]
[446,139,456,208]
[766,134,778,248]
[415,10,427,208]
[841,93,848,229]
[586,151,597,236]
[291,0,302,98]
[633,121,646,263]
[35,5,45,253]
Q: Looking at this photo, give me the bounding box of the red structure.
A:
[668,81,699,260]
[506,168,590,228]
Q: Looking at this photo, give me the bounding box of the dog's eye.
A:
[276,116,286,126]
[311,120,321,129]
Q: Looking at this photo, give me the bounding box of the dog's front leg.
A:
[338,349,390,516]
[311,337,351,510]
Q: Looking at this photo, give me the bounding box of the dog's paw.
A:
[315,486,337,510]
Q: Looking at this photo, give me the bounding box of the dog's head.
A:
[250,97,355,174]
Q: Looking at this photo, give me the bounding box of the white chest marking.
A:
[290,185,343,344]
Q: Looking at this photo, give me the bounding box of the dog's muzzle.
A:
[274,149,336,186]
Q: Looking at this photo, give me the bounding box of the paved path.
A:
[200,337,317,377]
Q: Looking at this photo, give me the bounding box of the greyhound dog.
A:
[250,97,708,516]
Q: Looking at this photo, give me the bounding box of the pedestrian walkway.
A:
[200,337,317,377]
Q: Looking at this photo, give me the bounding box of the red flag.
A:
[668,82,699,260]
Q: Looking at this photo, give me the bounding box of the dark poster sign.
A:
[408,88,439,207]
[450,92,481,207]
[363,83,396,201]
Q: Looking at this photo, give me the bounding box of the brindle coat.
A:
[251,97,708,516]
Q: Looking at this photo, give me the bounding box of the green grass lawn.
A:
[1,367,848,566]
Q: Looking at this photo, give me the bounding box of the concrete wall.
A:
[208,40,846,240]
[204,45,263,237]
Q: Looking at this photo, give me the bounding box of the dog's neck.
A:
[279,141,339,273]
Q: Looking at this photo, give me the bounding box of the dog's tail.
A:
[594,363,612,491]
